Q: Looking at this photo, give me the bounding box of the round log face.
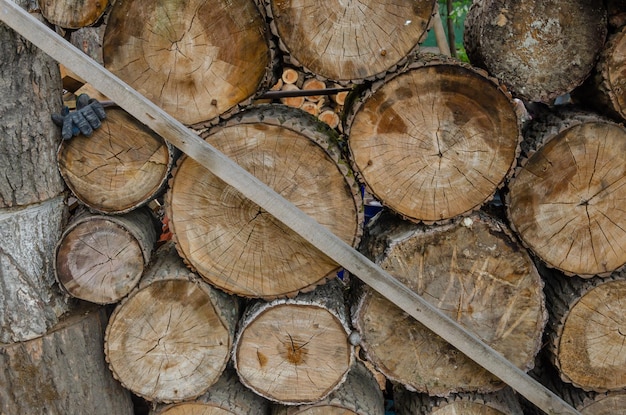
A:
[464,0,606,102]
[433,402,506,415]
[168,121,360,298]
[159,404,231,414]
[57,108,171,213]
[294,407,356,414]
[605,28,626,119]
[39,0,108,29]
[270,0,435,82]
[557,280,626,391]
[106,279,231,402]
[508,122,626,277]
[349,64,519,223]
[581,393,626,415]
[103,0,270,125]
[235,304,352,404]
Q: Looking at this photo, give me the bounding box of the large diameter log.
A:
[506,108,626,278]
[0,303,134,414]
[271,360,385,415]
[394,386,524,415]
[352,211,546,395]
[54,207,157,304]
[265,0,436,84]
[103,0,276,126]
[463,0,607,103]
[166,104,362,299]
[543,268,626,392]
[345,56,520,224]
[38,0,108,29]
[57,107,176,214]
[233,278,354,405]
[151,366,271,415]
[105,242,239,403]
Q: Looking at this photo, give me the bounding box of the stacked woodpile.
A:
[4,0,626,414]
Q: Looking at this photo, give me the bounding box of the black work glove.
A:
[52,94,106,140]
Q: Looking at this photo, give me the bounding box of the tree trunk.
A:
[344,55,520,224]
[105,242,240,403]
[543,267,626,392]
[270,360,385,415]
[0,303,134,414]
[463,0,607,103]
[150,365,271,415]
[264,0,436,84]
[506,107,626,278]
[233,278,354,405]
[54,206,157,304]
[352,211,546,396]
[102,0,277,126]
[394,386,524,415]
[38,0,109,29]
[57,107,176,214]
[166,104,363,299]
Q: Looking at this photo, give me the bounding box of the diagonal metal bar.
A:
[0,2,579,414]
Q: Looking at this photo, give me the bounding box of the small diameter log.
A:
[352,211,546,395]
[302,78,326,102]
[279,84,306,108]
[103,0,276,126]
[394,385,524,415]
[317,108,340,130]
[543,268,626,392]
[233,278,354,405]
[38,0,108,29]
[345,56,520,224]
[271,360,384,415]
[57,107,175,214]
[54,207,157,304]
[282,67,301,85]
[463,0,607,103]
[151,365,271,415]
[0,303,134,415]
[266,0,436,83]
[105,242,239,403]
[506,108,626,277]
[166,105,363,299]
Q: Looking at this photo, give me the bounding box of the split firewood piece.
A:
[54,207,157,304]
[166,104,362,299]
[233,279,354,405]
[270,360,384,415]
[573,24,626,122]
[506,108,626,277]
[394,385,524,415]
[102,0,276,126]
[345,55,520,224]
[105,242,239,403]
[38,0,109,29]
[464,0,607,102]
[352,211,546,395]
[0,303,134,414]
[57,107,175,214]
[265,0,436,83]
[543,268,626,392]
[150,366,270,415]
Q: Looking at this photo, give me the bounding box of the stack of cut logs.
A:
[7,0,626,414]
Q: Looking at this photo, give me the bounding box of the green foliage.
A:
[438,0,472,62]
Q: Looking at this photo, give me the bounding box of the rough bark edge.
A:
[261,0,437,86]
[505,105,626,278]
[104,242,240,403]
[232,278,355,406]
[342,53,522,226]
[38,0,111,30]
[168,104,364,300]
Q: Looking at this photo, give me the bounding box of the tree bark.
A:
[105,242,239,403]
[166,104,363,299]
[352,211,546,396]
[38,0,109,29]
[344,55,520,224]
[0,303,134,414]
[233,278,354,405]
[102,0,277,126]
[463,0,607,103]
[54,206,157,304]
[57,107,176,214]
[264,0,436,84]
[270,360,385,415]
[506,107,626,278]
